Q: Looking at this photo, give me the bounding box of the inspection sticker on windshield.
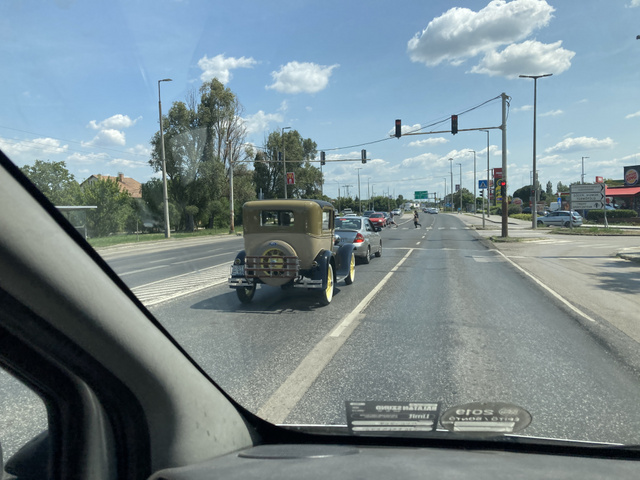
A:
[346,401,441,436]
[440,402,532,434]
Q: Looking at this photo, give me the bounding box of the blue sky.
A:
[1,0,639,201]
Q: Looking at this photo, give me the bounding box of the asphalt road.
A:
[116,213,640,445]
[3,213,640,459]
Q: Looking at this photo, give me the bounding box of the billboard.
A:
[624,165,640,186]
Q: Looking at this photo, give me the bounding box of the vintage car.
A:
[228,199,356,305]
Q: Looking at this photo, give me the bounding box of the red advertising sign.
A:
[286,172,295,185]
[493,168,503,179]
[595,176,604,183]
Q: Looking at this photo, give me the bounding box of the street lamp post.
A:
[449,158,454,213]
[457,163,462,213]
[282,126,291,199]
[581,156,589,184]
[468,150,476,213]
[443,177,447,212]
[158,78,172,238]
[356,167,362,214]
[227,140,234,234]
[520,73,552,228]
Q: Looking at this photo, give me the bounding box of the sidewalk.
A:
[457,213,640,263]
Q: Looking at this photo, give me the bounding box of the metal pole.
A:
[473,151,476,213]
[480,129,489,227]
[282,126,290,199]
[581,157,589,184]
[228,140,234,234]
[501,92,509,238]
[449,158,453,213]
[158,78,172,238]
[457,163,462,213]
[520,73,552,229]
[356,168,362,214]
[443,178,447,212]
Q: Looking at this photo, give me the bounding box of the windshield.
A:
[3,0,640,454]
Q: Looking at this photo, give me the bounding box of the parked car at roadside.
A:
[537,210,583,227]
[392,208,402,216]
[335,216,382,264]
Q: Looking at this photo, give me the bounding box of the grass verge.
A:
[88,227,243,248]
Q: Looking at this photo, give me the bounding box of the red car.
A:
[368,212,387,228]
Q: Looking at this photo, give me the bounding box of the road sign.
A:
[570,183,605,209]
[415,191,428,199]
[478,179,488,189]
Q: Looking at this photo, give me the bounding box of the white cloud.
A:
[198,54,257,83]
[108,158,148,168]
[0,137,68,159]
[243,110,283,135]
[408,137,449,147]
[88,114,140,130]
[625,110,640,119]
[545,136,616,154]
[82,129,126,147]
[408,0,555,66]
[267,61,339,94]
[471,40,574,77]
[67,152,110,165]
[540,109,563,117]
[400,152,440,168]
[514,105,533,112]
[628,0,640,7]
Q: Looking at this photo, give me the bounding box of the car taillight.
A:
[354,233,365,243]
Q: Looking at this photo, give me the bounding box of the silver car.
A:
[334,216,382,264]
[537,210,583,227]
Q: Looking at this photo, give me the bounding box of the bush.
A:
[510,214,532,221]
[586,209,638,222]
[508,204,522,215]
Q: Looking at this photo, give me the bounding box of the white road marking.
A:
[118,265,167,276]
[257,249,415,424]
[170,252,233,265]
[132,262,232,306]
[494,250,596,323]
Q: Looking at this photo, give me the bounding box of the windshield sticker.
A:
[440,402,532,434]
[346,401,441,436]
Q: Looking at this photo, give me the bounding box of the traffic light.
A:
[395,119,402,138]
[451,115,458,135]
[361,149,367,164]
[480,190,484,197]
[499,180,506,196]
[320,151,325,166]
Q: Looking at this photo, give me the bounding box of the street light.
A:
[282,126,291,199]
[479,129,490,227]
[356,167,363,214]
[581,156,589,184]
[467,150,476,213]
[520,73,553,228]
[442,177,447,211]
[449,158,453,212]
[457,163,462,213]
[158,78,172,238]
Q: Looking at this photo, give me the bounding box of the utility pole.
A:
[228,140,235,233]
[356,167,362,214]
[282,126,291,199]
[501,92,509,238]
[581,157,589,184]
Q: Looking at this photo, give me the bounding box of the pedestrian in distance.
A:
[389,211,398,228]
[413,210,422,228]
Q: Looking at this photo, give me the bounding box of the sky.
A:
[1,0,640,201]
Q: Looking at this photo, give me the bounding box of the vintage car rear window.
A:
[261,210,295,227]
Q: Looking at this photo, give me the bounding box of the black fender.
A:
[334,243,356,281]
[234,250,247,265]
[311,250,333,288]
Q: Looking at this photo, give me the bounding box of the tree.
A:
[82,178,133,237]
[556,181,569,193]
[149,78,253,231]
[20,159,81,205]
[254,130,320,199]
[546,181,553,195]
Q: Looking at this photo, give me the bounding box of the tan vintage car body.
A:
[228,199,356,305]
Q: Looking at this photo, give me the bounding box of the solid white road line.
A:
[257,249,415,424]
